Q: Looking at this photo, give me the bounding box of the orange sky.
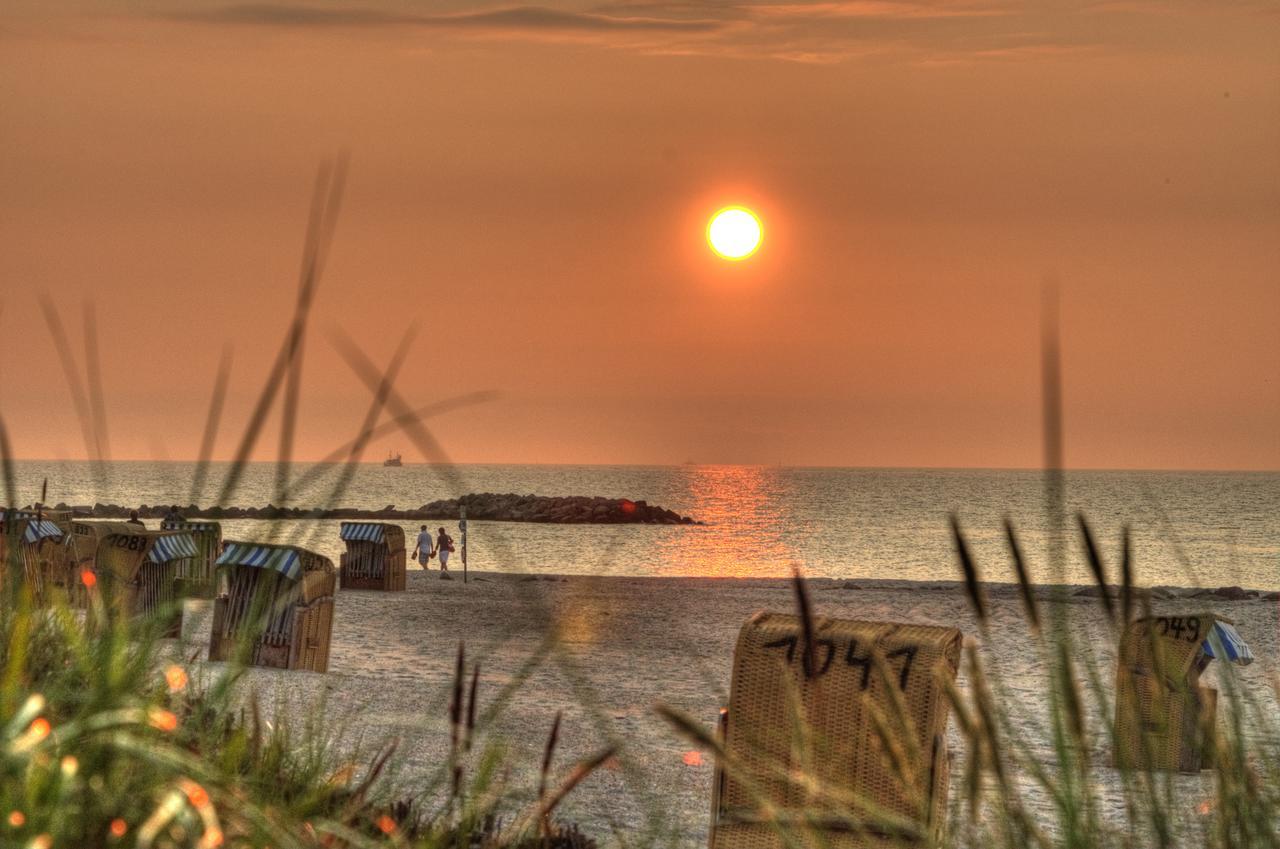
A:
[1,1,1276,469]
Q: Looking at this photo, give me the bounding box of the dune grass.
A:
[4,164,1276,848]
[655,285,1280,848]
[1,158,614,848]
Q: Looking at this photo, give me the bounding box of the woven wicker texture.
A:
[62,521,137,606]
[1,513,69,604]
[711,613,962,849]
[209,541,335,672]
[1114,614,1226,772]
[90,531,195,635]
[339,523,406,591]
[161,520,223,597]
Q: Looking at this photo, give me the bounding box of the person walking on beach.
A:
[411,525,434,571]
[162,505,183,526]
[126,510,145,529]
[435,526,455,579]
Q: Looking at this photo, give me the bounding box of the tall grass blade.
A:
[465,661,479,754]
[328,329,469,496]
[950,514,987,624]
[790,564,818,677]
[0,416,15,511]
[1120,524,1134,626]
[1004,517,1040,631]
[535,746,618,823]
[82,300,111,462]
[450,641,465,800]
[1077,513,1115,625]
[275,155,347,503]
[190,345,233,505]
[216,159,345,507]
[539,711,562,806]
[38,294,98,466]
[282,390,499,499]
[1040,278,1066,587]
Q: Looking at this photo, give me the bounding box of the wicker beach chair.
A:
[62,520,138,606]
[209,541,336,672]
[160,519,223,598]
[1114,613,1253,773]
[0,509,67,603]
[338,522,406,591]
[88,530,200,637]
[709,613,963,849]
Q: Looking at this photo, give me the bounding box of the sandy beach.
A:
[174,570,1280,846]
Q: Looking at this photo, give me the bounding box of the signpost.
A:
[459,507,468,584]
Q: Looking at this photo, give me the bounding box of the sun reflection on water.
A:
[653,465,795,578]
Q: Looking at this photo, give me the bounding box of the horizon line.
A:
[7,457,1278,475]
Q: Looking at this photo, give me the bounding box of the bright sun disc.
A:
[707,207,762,260]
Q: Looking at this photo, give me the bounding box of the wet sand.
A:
[178,571,1280,847]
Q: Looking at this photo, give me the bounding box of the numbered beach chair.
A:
[0,509,65,602]
[709,613,963,849]
[208,541,336,672]
[1114,613,1253,773]
[338,522,406,591]
[160,519,223,598]
[89,530,199,637]
[62,520,138,606]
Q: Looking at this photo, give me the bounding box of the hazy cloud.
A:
[169,3,723,32]
[154,0,1260,64]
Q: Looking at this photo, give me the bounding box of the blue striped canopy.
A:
[1202,621,1254,666]
[22,520,64,544]
[161,520,220,534]
[1,512,62,545]
[147,533,199,564]
[216,541,303,582]
[339,522,388,543]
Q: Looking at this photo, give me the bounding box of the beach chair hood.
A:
[1201,619,1253,665]
[3,510,65,544]
[339,522,388,543]
[22,520,64,544]
[216,542,306,582]
[147,533,199,564]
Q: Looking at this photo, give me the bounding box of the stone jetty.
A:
[44,493,701,525]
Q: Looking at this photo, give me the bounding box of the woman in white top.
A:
[435,526,455,576]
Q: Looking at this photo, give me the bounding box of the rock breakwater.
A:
[45,493,701,525]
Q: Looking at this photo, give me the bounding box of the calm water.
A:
[8,461,1279,589]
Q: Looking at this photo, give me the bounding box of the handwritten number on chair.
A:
[765,635,836,677]
[846,639,873,689]
[886,646,917,691]
[764,635,798,663]
[1154,616,1204,645]
[768,634,919,690]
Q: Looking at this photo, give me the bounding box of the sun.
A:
[707,207,762,261]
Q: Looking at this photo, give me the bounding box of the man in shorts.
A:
[411,524,434,570]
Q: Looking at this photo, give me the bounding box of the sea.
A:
[8,460,1279,590]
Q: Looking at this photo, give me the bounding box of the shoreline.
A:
[445,572,1280,600]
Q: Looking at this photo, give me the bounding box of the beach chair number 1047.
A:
[763,635,919,691]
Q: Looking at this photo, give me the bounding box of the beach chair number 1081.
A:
[763,635,919,690]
